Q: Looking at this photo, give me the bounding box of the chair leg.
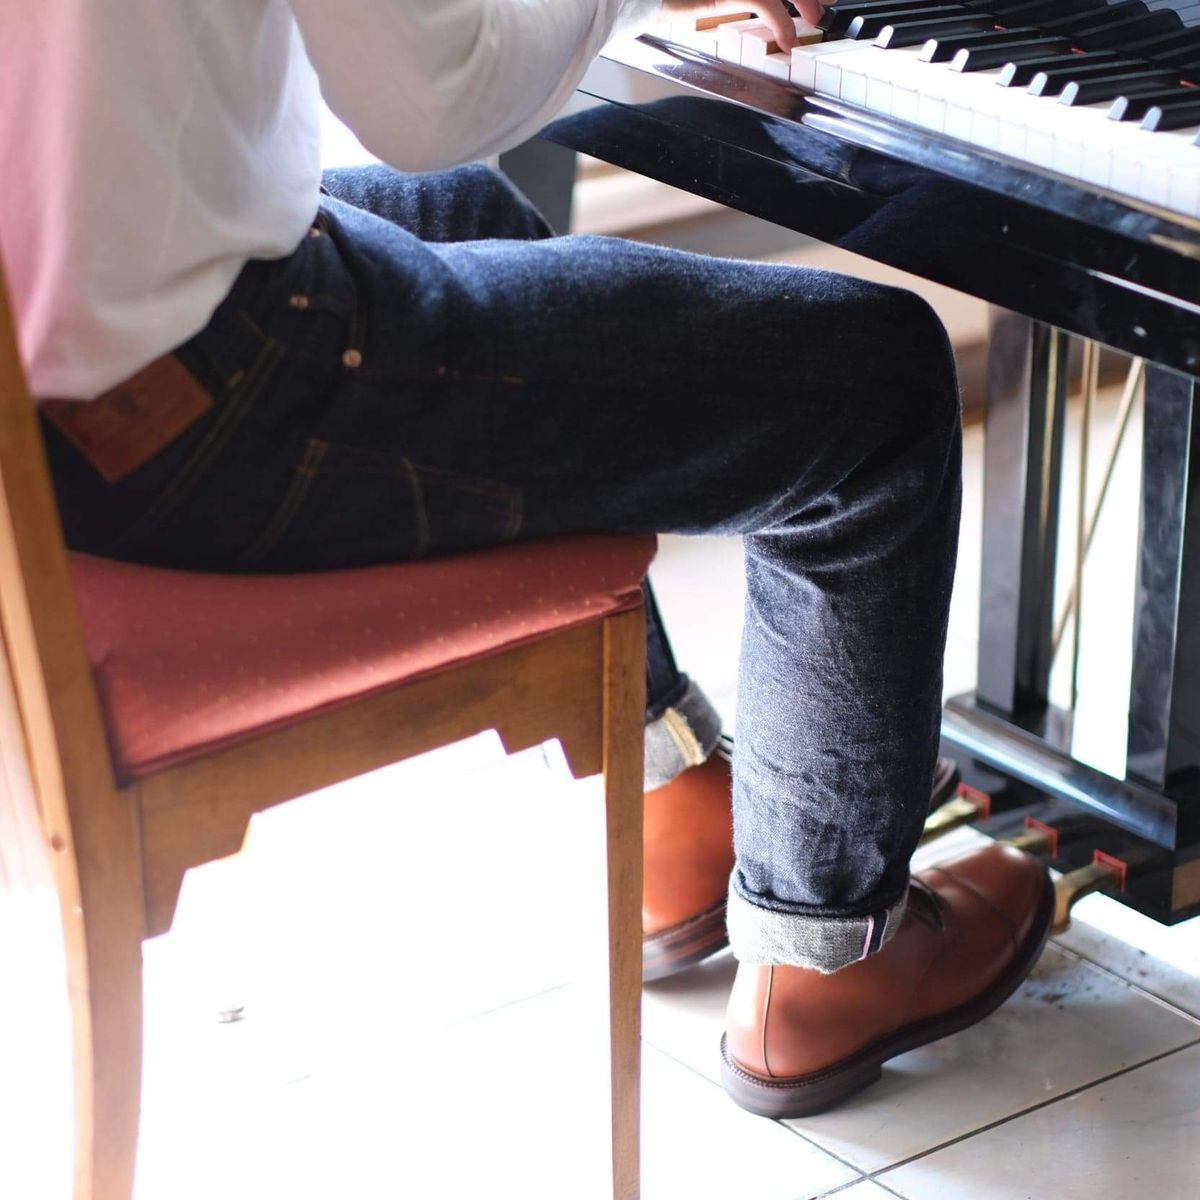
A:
[601,609,645,1200]
[65,857,145,1200]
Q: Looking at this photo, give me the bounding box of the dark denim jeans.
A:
[44,164,962,971]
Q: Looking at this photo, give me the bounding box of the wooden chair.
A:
[0,262,650,1200]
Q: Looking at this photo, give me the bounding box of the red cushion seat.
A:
[71,535,656,780]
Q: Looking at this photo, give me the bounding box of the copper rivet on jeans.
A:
[288,294,309,310]
[308,226,322,238]
[342,348,363,369]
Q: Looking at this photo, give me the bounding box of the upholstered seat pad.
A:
[71,535,656,780]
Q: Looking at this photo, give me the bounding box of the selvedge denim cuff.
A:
[643,677,723,791]
[726,874,909,974]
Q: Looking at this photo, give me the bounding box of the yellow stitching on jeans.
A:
[400,457,430,552]
[238,438,329,563]
[502,490,523,540]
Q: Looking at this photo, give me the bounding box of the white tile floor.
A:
[118,378,1200,1200]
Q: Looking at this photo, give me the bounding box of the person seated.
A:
[0,0,1053,1117]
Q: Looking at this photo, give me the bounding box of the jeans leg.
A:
[321,163,553,243]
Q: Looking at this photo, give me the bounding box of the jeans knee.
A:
[866,286,960,444]
[464,164,553,240]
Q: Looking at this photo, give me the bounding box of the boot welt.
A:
[719,863,1055,1118]
[643,899,728,983]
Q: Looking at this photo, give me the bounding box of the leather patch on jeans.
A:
[41,354,213,484]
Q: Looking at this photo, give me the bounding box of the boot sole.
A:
[643,899,729,983]
[719,862,1056,1118]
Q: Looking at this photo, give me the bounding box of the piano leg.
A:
[1128,368,1200,795]
[974,310,1069,728]
[943,317,1199,924]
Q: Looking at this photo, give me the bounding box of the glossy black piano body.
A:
[542,7,1200,923]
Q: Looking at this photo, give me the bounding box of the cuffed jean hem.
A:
[643,678,724,791]
[726,875,909,974]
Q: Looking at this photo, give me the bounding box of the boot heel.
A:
[720,1039,884,1118]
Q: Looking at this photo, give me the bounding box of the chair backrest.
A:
[0,260,123,893]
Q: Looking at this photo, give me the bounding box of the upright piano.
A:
[543,0,1200,924]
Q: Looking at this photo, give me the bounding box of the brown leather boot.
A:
[642,746,735,982]
[642,748,963,983]
[722,843,1054,1117]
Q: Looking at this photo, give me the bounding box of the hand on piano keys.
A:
[648,2,1200,219]
[659,0,836,51]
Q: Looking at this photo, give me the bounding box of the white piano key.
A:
[1132,129,1200,207]
[1051,102,1112,177]
[761,50,793,80]
[717,18,768,63]
[866,71,896,115]
[916,91,948,132]
[740,19,822,71]
[832,46,892,103]
[892,81,921,122]
[791,39,863,92]
[1168,163,1200,217]
[1054,105,1146,186]
[1109,126,1197,203]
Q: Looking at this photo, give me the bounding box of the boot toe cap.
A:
[922,843,1049,950]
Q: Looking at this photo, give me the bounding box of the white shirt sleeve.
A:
[287,0,662,173]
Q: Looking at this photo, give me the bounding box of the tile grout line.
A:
[813,1174,912,1200]
[640,1037,876,1187]
[442,981,571,1030]
[812,1178,880,1199]
[868,1035,1200,1182]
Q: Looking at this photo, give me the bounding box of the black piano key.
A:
[917,26,1050,64]
[1059,68,1180,106]
[1155,49,1200,78]
[1071,11,1184,52]
[998,50,1123,88]
[993,0,1102,22]
[847,7,972,41]
[952,37,1073,72]
[1040,1,1149,36]
[1121,29,1200,63]
[1027,60,1151,99]
[1109,85,1200,121]
[874,14,993,48]
[1141,97,1200,130]
[819,0,950,35]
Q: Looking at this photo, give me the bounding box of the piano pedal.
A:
[1051,852,1128,934]
[1000,816,1060,856]
[918,782,992,845]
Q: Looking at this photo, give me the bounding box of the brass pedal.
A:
[918,786,991,846]
[1052,852,1127,933]
[1001,816,1058,856]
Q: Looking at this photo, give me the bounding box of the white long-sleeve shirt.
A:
[0,0,660,400]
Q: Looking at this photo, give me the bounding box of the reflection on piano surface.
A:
[544,2,1200,927]
[666,0,1200,218]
